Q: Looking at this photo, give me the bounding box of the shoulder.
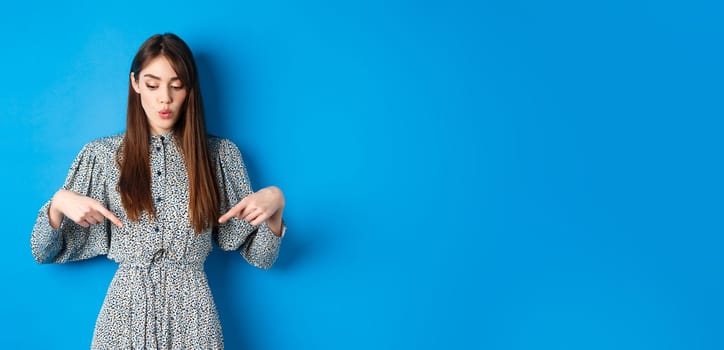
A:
[77,133,124,160]
[87,133,124,150]
[207,135,241,158]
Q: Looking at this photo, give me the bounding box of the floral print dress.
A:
[31,133,284,349]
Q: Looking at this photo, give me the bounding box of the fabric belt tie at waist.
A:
[119,249,204,271]
[117,249,203,349]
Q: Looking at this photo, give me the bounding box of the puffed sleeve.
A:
[31,143,111,264]
[212,138,285,269]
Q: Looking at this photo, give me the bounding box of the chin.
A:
[150,120,178,133]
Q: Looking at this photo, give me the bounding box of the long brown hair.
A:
[118,33,219,234]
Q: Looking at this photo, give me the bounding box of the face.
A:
[131,56,188,135]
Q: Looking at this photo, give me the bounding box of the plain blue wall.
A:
[2,0,723,349]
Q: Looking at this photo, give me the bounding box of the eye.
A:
[145,84,159,89]
[172,85,184,91]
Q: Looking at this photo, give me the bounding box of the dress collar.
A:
[150,130,174,143]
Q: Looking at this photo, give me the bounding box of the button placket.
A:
[150,136,167,251]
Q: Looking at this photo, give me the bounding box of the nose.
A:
[158,87,172,105]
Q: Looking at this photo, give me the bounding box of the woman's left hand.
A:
[218,186,285,231]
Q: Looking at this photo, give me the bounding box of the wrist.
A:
[48,190,66,229]
[269,186,285,210]
[268,212,284,237]
[50,190,65,216]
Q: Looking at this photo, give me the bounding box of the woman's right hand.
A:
[48,189,123,229]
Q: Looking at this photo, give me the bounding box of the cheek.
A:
[139,94,158,118]
[175,91,188,106]
[139,90,154,107]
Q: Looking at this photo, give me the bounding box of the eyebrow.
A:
[142,74,181,82]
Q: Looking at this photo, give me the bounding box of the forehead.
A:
[139,56,178,79]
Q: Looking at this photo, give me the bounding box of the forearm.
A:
[48,190,67,229]
[268,210,284,237]
[32,200,64,263]
[263,185,285,237]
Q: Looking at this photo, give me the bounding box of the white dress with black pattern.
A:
[30,133,285,349]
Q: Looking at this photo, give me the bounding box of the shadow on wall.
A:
[197,50,255,349]
[196,50,314,348]
[196,51,232,144]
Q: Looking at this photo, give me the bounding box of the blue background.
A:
[1,0,722,349]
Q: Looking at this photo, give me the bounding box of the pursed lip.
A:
[159,109,171,119]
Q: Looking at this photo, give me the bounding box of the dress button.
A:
[154,226,160,232]
[160,136,165,141]
[156,171,162,176]
[156,147,161,151]
[156,197,162,202]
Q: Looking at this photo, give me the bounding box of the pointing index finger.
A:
[218,209,234,224]
[94,203,123,228]
[218,199,248,224]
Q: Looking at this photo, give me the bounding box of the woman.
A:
[30,33,286,349]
